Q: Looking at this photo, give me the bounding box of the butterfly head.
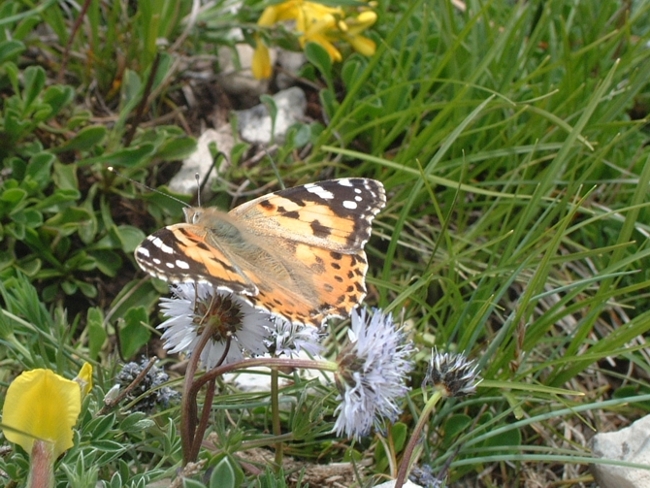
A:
[183,207,201,224]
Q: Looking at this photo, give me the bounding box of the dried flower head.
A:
[333,308,414,440]
[424,348,481,398]
[158,283,271,369]
[114,359,179,413]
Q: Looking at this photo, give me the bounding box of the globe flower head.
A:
[158,283,271,369]
[333,308,414,440]
[2,363,92,459]
[266,318,325,358]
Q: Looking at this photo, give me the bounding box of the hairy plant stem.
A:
[395,389,443,488]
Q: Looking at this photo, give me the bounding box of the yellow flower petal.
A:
[74,362,93,397]
[2,369,81,458]
[258,0,301,26]
[347,34,376,57]
[252,41,273,80]
[345,11,377,35]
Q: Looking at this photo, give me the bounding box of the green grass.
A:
[1,0,650,486]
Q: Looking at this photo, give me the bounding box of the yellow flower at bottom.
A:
[2,365,90,459]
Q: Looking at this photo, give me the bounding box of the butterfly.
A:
[134,178,386,327]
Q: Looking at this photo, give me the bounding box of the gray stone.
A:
[235,87,307,144]
[591,414,650,487]
[373,480,422,488]
[168,126,234,196]
[276,50,306,89]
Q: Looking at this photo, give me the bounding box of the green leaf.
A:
[85,413,116,440]
[304,42,333,89]
[319,88,339,120]
[81,143,156,167]
[88,250,122,277]
[55,125,107,153]
[114,225,146,253]
[209,457,238,488]
[52,161,79,191]
[77,279,98,298]
[155,136,197,161]
[442,414,472,449]
[120,413,154,433]
[10,208,42,227]
[390,422,408,453]
[341,57,362,90]
[25,151,55,190]
[22,65,46,110]
[87,307,107,360]
[119,307,151,358]
[0,40,24,64]
[183,480,205,488]
[1,187,27,205]
[41,85,74,116]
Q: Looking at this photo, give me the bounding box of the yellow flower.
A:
[253,39,273,80]
[253,0,375,79]
[340,10,377,57]
[2,363,92,459]
[300,12,342,62]
[75,361,93,397]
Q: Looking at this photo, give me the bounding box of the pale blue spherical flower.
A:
[333,308,414,440]
[158,283,271,369]
[266,319,325,358]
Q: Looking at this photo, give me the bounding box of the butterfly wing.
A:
[228,178,386,325]
[134,219,259,296]
[229,178,386,252]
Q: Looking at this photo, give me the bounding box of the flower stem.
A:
[181,324,213,465]
[271,368,283,469]
[28,440,55,488]
[394,389,443,488]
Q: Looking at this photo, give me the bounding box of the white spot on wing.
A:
[338,179,353,187]
[175,260,190,269]
[306,184,334,200]
[165,262,175,268]
[343,200,358,210]
[153,258,161,265]
[136,247,150,257]
[149,236,175,254]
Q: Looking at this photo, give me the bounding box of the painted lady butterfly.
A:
[134,178,386,327]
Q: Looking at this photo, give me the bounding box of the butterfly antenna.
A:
[107,166,190,208]
[195,173,201,207]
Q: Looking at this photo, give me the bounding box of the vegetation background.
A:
[0,0,649,486]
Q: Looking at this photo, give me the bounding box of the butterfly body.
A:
[135,178,386,326]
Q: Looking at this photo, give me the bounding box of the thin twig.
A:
[98,357,157,416]
[124,52,162,147]
[58,0,93,84]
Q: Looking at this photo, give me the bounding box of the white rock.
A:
[373,480,422,488]
[276,50,306,89]
[168,126,234,195]
[236,87,307,144]
[591,414,650,488]
[223,351,334,393]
